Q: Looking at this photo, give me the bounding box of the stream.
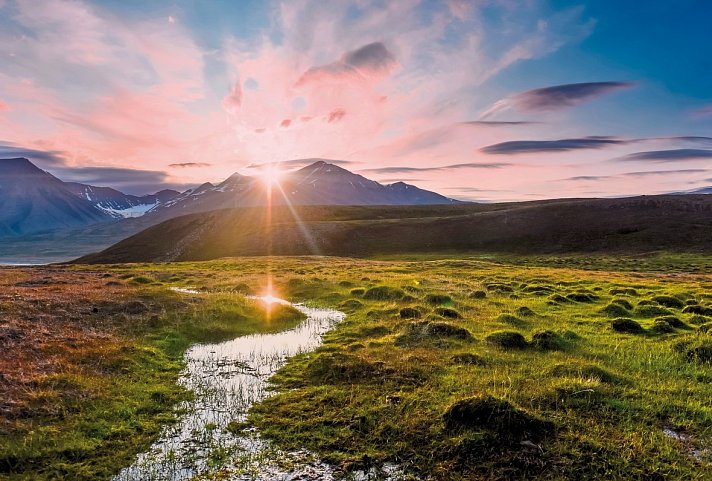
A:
[113,293,408,481]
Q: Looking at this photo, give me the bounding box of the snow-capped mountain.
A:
[0,158,181,236]
[0,157,457,236]
[147,160,459,220]
[63,183,179,218]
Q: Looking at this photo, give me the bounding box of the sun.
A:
[260,164,284,188]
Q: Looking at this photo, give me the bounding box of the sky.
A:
[0,0,711,199]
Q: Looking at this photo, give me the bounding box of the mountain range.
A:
[0,158,180,236]
[2,157,710,264]
[0,158,457,237]
[144,160,457,222]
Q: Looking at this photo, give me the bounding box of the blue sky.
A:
[0,0,710,198]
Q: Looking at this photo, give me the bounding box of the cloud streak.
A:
[481,81,635,118]
[481,136,631,154]
[169,162,212,168]
[615,149,712,162]
[565,169,709,181]
[0,144,68,167]
[362,162,510,174]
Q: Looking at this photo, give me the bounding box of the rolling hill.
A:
[75,194,712,263]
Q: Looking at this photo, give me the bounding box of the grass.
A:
[2,253,712,480]
[0,268,304,480]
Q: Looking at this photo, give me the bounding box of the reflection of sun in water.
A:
[259,293,281,306]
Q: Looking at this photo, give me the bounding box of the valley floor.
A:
[1,253,711,480]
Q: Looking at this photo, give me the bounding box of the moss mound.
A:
[516,306,537,317]
[304,352,382,383]
[609,287,638,296]
[683,305,712,316]
[531,330,565,351]
[451,353,488,366]
[652,295,685,309]
[399,307,422,319]
[425,293,453,305]
[522,285,554,295]
[651,319,675,334]
[689,315,711,325]
[395,321,472,347]
[338,299,363,310]
[129,276,154,284]
[362,286,405,301]
[350,288,365,296]
[549,294,570,304]
[611,299,634,310]
[655,316,689,329]
[566,292,598,303]
[496,314,527,328]
[485,330,528,349]
[611,318,644,334]
[443,395,554,439]
[634,305,672,317]
[434,307,461,319]
[600,303,631,317]
[486,283,514,293]
[469,290,487,299]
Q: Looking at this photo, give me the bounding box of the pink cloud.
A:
[327,109,346,123]
[0,0,613,200]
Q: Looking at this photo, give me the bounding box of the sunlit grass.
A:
[2,253,712,480]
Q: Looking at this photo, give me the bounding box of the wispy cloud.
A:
[362,162,510,174]
[622,169,709,177]
[47,166,189,194]
[460,120,538,126]
[0,144,68,166]
[565,169,709,181]
[615,149,712,162]
[169,162,212,168]
[481,81,635,118]
[481,136,631,154]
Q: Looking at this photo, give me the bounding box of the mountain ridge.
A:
[144,160,459,221]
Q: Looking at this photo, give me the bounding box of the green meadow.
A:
[1,253,711,480]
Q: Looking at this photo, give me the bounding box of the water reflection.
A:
[113,299,349,480]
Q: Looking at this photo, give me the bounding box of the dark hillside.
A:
[75,195,712,263]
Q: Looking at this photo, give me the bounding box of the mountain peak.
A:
[295,159,352,177]
[1,157,45,175]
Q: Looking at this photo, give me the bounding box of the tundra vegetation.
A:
[1,253,711,480]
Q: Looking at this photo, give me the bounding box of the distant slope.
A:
[0,158,113,236]
[75,195,712,263]
[147,160,458,221]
